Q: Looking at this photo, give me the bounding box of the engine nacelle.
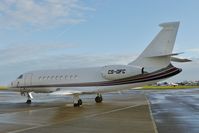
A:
[101,65,143,80]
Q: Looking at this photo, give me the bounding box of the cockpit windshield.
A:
[17,74,23,79]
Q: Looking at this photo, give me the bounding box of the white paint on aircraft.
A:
[8,22,190,107]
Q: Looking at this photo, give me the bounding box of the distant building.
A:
[156,82,178,86]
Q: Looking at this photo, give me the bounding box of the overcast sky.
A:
[0,0,199,85]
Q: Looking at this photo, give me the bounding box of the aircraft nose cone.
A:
[9,81,16,88]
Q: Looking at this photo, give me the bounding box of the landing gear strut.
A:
[95,94,103,103]
[73,95,82,107]
[26,92,33,104]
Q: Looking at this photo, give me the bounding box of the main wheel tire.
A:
[74,102,82,107]
[26,99,31,104]
[95,96,103,103]
[99,97,103,102]
[74,103,79,107]
[78,99,82,105]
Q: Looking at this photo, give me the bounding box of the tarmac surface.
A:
[147,88,199,133]
[1,88,199,133]
[0,91,156,133]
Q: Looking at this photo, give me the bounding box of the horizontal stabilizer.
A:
[171,57,192,62]
[147,52,183,58]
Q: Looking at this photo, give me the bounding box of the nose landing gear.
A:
[26,99,31,104]
[26,92,33,104]
[20,88,33,104]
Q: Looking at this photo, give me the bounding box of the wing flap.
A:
[50,88,97,96]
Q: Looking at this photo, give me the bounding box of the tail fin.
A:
[128,21,180,72]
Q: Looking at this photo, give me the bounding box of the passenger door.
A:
[24,73,33,86]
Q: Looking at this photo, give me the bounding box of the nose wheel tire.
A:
[26,99,31,104]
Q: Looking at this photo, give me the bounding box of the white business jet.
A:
[9,22,190,107]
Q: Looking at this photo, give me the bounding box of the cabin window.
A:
[43,76,46,80]
[47,76,50,80]
[39,76,42,80]
[70,75,73,79]
[60,75,63,80]
[55,76,59,80]
[74,75,78,79]
[17,75,23,79]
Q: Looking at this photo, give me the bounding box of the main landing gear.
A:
[73,93,103,107]
[95,94,103,103]
[74,99,82,107]
[73,95,82,107]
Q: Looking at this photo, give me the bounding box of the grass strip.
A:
[0,86,8,90]
[142,85,199,90]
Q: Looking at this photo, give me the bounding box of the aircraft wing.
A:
[50,87,97,96]
[50,86,143,96]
